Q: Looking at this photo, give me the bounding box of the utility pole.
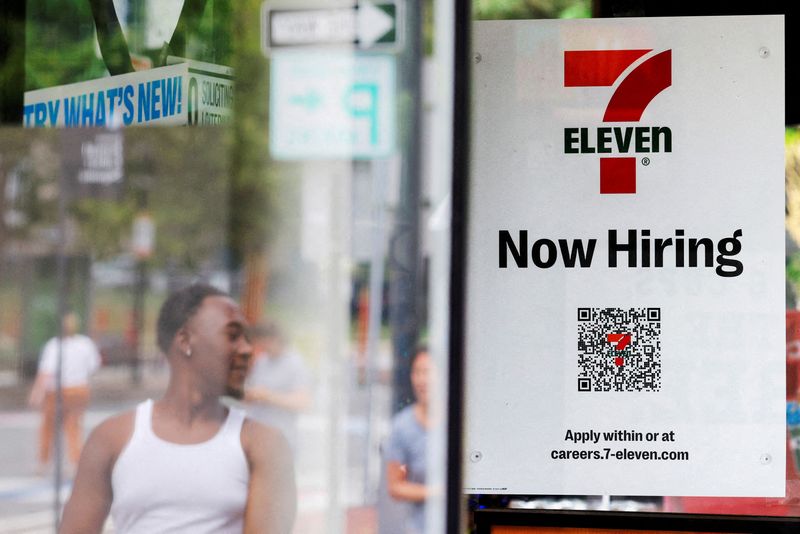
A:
[388,0,424,413]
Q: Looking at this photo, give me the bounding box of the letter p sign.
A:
[344,83,380,146]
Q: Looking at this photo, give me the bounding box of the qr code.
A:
[577,307,661,392]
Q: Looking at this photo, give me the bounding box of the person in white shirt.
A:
[28,312,101,475]
[59,283,296,534]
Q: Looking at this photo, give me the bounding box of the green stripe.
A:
[188,68,235,81]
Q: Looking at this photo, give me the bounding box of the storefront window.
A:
[0,1,456,532]
[466,1,800,531]
[5,1,799,532]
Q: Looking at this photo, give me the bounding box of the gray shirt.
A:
[244,349,309,452]
[385,405,427,534]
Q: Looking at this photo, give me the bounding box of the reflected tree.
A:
[474,0,591,19]
[15,1,284,324]
[226,0,276,321]
[785,128,800,303]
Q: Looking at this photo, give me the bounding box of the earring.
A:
[185,348,192,358]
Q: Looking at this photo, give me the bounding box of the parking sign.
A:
[269,51,396,160]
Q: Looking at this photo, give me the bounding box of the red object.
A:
[600,157,636,194]
[564,49,651,87]
[603,50,672,122]
[607,333,632,351]
[357,288,369,363]
[787,310,800,400]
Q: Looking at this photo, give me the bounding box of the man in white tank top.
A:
[59,284,296,533]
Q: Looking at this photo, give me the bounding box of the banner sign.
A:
[465,16,785,496]
[23,60,233,128]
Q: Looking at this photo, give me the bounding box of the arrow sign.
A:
[265,1,400,50]
[357,2,394,48]
[289,90,322,110]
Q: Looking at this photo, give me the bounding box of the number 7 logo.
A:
[607,332,632,367]
[564,49,672,194]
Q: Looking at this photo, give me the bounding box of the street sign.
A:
[60,129,125,200]
[269,51,396,160]
[262,1,402,53]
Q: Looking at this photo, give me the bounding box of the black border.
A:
[447,4,798,534]
[445,0,471,531]
[474,510,800,534]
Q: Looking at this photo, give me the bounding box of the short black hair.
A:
[156,283,227,354]
[411,344,429,366]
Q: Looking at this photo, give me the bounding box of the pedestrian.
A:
[59,284,296,533]
[385,346,437,534]
[244,321,311,453]
[28,311,101,476]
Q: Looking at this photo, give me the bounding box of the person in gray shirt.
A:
[385,347,436,534]
[244,322,311,452]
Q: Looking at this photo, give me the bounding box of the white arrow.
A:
[267,1,396,49]
[357,1,394,48]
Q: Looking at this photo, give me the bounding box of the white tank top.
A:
[110,399,249,534]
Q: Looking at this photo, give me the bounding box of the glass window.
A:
[0,1,456,533]
[465,1,800,530]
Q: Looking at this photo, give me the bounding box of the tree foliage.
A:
[25,0,108,90]
[226,0,275,265]
[786,128,800,298]
[16,1,285,277]
[474,0,591,20]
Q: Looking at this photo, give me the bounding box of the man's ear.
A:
[175,327,191,356]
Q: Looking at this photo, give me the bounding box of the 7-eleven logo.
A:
[564,49,672,194]
[607,332,631,367]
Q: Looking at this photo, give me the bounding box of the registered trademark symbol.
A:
[641,157,651,166]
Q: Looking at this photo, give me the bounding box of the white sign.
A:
[269,51,395,159]
[23,60,233,128]
[465,16,785,497]
[132,213,156,259]
[78,133,123,184]
[263,1,400,51]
